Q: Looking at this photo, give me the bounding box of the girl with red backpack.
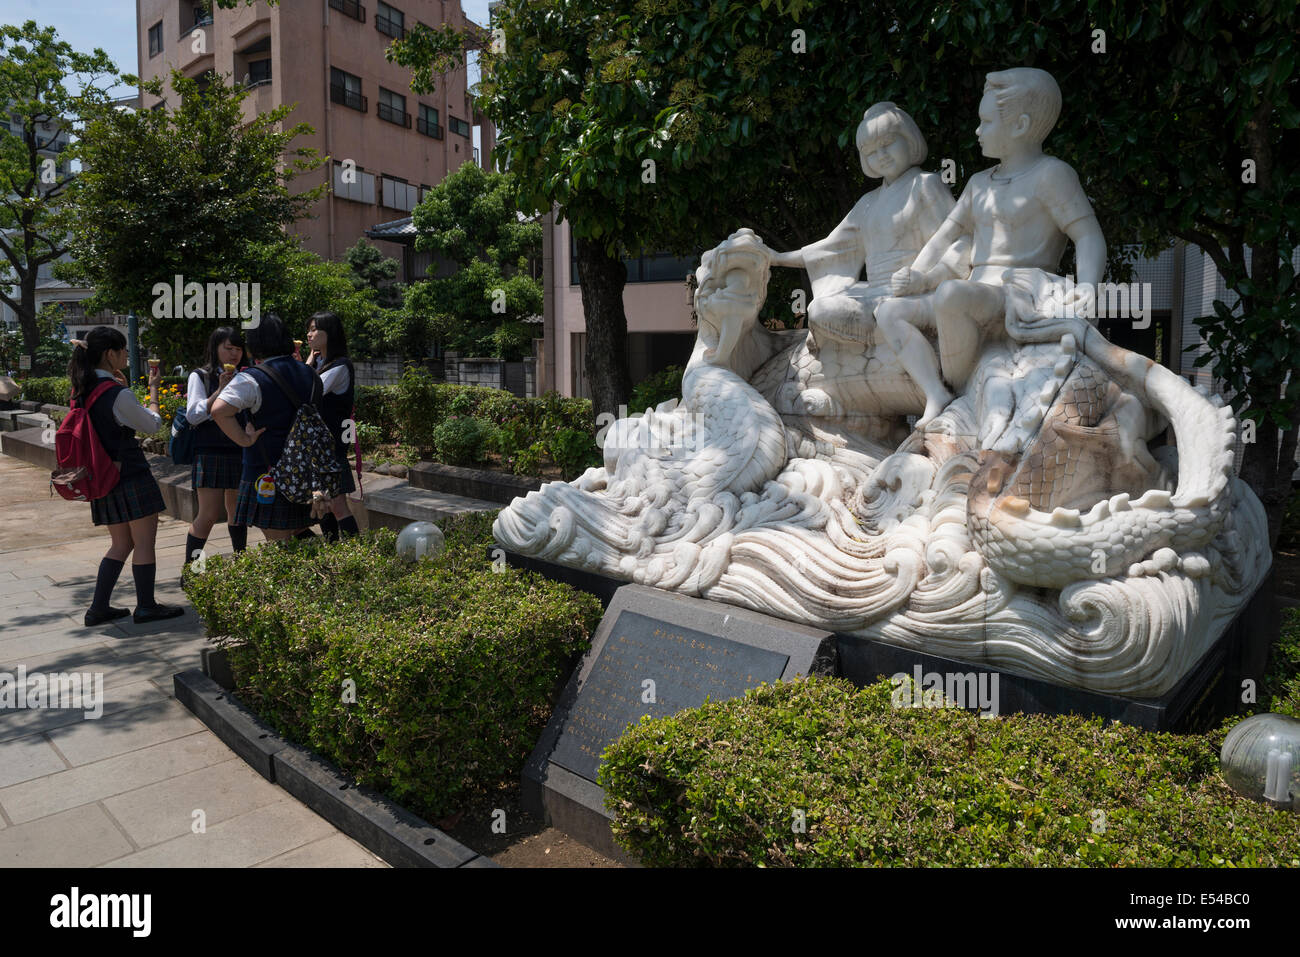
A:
[70,326,185,626]
[181,327,251,576]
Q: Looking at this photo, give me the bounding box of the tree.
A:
[346,239,403,310]
[257,240,378,352]
[61,70,324,367]
[0,21,121,360]
[403,163,542,359]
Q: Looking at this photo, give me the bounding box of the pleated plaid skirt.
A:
[192,451,243,490]
[90,471,166,526]
[234,479,312,530]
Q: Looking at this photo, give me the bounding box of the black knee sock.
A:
[132,562,159,610]
[228,524,248,552]
[338,515,359,538]
[90,557,125,611]
[184,533,206,567]
[294,528,317,539]
[320,513,340,543]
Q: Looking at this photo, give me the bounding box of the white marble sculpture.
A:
[494,70,1271,698]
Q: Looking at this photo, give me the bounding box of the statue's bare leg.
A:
[876,297,952,428]
[933,280,1006,391]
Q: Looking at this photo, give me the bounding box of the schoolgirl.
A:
[182,327,251,575]
[71,326,185,626]
[209,314,321,541]
[303,311,359,541]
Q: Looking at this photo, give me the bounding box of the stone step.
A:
[407,460,542,505]
[0,427,56,470]
[363,480,500,531]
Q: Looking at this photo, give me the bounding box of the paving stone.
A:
[254,833,388,868]
[0,678,171,743]
[0,731,227,825]
[0,735,68,788]
[100,798,334,868]
[46,699,205,767]
[0,802,135,867]
[102,757,286,848]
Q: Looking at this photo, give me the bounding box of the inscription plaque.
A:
[549,610,790,783]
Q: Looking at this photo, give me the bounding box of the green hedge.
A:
[600,676,1300,867]
[1263,607,1300,719]
[355,367,600,478]
[184,513,603,819]
[20,376,70,406]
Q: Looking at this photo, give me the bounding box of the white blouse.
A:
[92,369,162,434]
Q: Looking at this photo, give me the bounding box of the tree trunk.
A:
[574,236,631,422]
[17,272,38,359]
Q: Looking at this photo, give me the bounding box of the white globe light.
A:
[396,521,445,563]
[1220,712,1299,810]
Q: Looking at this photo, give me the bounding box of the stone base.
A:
[504,550,1273,732]
[523,583,836,863]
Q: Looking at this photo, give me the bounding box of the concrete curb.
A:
[173,669,496,868]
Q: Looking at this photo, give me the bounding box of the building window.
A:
[376,2,405,39]
[148,21,164,57]
[192,3,213,27]
[448,115,470,138]
[247,59,272,86]
[329,68,366,111]
[381,175,419,212]
[417,104,441,138]
[377,88,410,127]
[328,0,366,22]
[570,233,695,285]
[333,160,376,204]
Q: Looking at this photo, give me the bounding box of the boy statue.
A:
[875,67,1106,426]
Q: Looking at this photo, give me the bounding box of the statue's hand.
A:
[891,266,927,297]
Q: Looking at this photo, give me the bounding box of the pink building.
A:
[539,212,698,398]
[136,0,495,262]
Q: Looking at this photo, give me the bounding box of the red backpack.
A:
[50,380,122,502]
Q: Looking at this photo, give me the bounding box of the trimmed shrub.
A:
[600,676,1300,867]
[21,376,71,406]
[184,516,603,819]
[432,414,489,466]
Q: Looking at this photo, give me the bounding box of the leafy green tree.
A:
[0,22,122,360]
[345,238,403,310]
[256,240,378,355]
[403,163,542,359]
[61,70,324,368]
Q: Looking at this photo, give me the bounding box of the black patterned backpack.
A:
[251,362,344,505]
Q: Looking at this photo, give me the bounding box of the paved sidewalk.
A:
[0,454,386,867]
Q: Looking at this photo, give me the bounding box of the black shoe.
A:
[85,606,131,627]
[132,604,186,624]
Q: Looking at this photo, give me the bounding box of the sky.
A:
[0,0,494,98]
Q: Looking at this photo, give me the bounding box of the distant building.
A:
[135,0,496,262]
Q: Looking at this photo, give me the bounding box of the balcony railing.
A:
[375,14,405,39]
[377,102,411,127]
[329,0,366,22]
[330,84,367,112]
[180,18,213,41]
[416,116,442,139]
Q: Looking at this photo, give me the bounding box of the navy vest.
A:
[86,380,150,480]
[240,356,321,483]
[315,356,355,454]
[192,368,246,455]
